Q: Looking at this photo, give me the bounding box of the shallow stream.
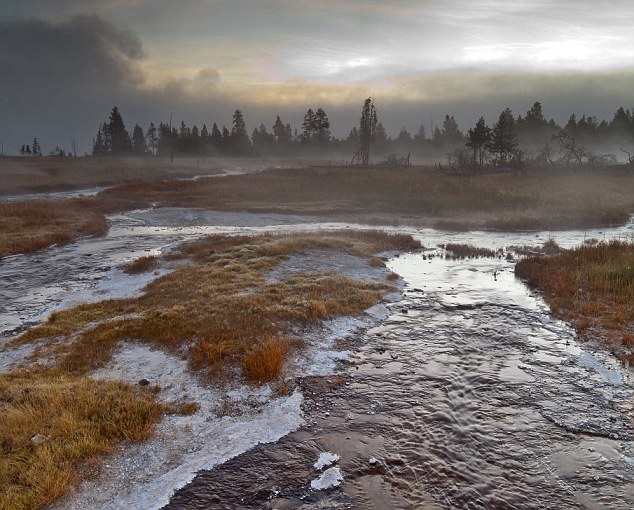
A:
[1,208,634,508]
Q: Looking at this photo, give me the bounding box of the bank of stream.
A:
[1,207,633,508]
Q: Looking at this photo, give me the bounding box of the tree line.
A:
[18,101,634,163]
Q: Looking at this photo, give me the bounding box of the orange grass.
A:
[0,199,108,258]
[4,230,419,505]
[0,369,172,510]
[515,240,634,362]
[242,338,290,384]
[19,231,419,381]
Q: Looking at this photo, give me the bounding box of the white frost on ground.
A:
[310,467,344,490]
[40,267,170,317]
[51,344,303,510]
[0,341,38,372]
[47,246,403,510]
[314,452,340,470]
[578,351,624,386]
[1,234,405,509]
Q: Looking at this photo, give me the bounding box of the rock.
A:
[138,379,150,386]
[368,457,378,465]
[31,434,49,445]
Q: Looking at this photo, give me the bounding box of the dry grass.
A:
[0,156,227,196]
[6,230,418,506]
[0,368,171,510]
[104,165,634,231]
[442,243,499,259]
[515,240,634,363]
[123,255,159,274]
[0,199,108,258]
[19,231,419,381]
[0,193,148,259]
[4,162,633,258]
[242,338,291,384]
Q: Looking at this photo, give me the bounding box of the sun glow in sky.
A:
[2,0,634,151]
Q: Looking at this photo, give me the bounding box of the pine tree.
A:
[107,106,132,155]
[211,123,222,148]
[132,124,147,155]
[231,110,250,153]
[314,108,330,144]
[301,109,317,142]
[491,108,519,164]
[466,117,492,167]
[354,97,377,165]
[32,138,41,156]
[146,122,158,155]
[273,115,289,145]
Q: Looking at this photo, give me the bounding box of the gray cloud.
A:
[2,11,634,155]
[0,15,144,153]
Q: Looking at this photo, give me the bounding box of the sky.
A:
[2,0,634,154]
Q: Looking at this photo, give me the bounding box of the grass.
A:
[123,255,159,274]
[6,230,419,507]
[515,240,634,363]
[0,368,172,510]
[0,199,108,258]
[104,165,634,231]
[18,231,419,380]
[441,243,500,259]
[0,156,227,196]
[3,163,634,258]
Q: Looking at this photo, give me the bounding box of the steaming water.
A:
[1,207,634,508]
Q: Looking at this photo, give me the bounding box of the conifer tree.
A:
[491,108,519,164]
[146,122,158,155]
[32,138,41,156]
[466,117,492,167]
[353,97,377,165]
[132,124,147,155]
[107,106,132,155]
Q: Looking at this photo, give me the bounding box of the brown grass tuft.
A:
[242,338,290,383]
[123,255,159,274]
[442,243,498,259]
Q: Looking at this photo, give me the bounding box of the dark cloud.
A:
[0,15,144,154]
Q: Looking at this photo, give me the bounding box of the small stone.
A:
[368,457,378,465]
[138,379,150,386]
[31,434,49,445]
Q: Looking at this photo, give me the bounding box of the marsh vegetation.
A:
[516,240,634,364]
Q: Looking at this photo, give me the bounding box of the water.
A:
[1,207,634,508]
[165,244,634,509]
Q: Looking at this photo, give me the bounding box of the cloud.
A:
[0,15,145,153]
[2,9,634,155]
